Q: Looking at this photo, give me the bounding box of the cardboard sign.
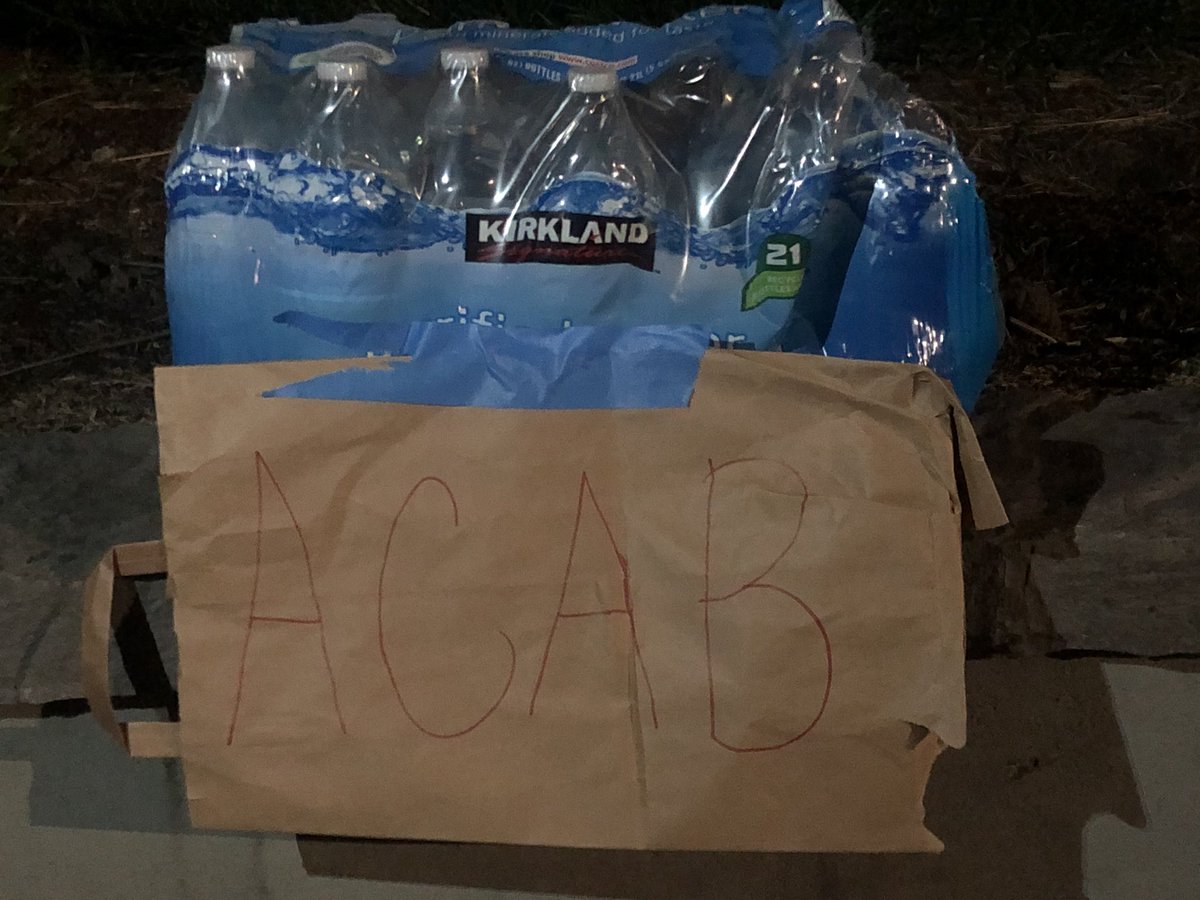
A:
[89,350,1004,852]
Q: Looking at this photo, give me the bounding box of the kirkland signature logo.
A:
[465,212,656,271]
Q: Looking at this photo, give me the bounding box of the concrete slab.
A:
[0,717,516,899]
[965,386,1200,656]
[0,424,171,705]
[963,389,1089,654]
[1032,388,1200,654]
[5,659,1195,899]
[1085,664,1200,900]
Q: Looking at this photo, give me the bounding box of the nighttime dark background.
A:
[1,1,1198,429]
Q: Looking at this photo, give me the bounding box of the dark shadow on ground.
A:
[0,573,180,834]
[0,712,187,834]
[963,390,1107,655]
[297,658,1144,900]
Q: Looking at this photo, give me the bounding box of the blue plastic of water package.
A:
[164,0,1003,407]
[265,322,711,409]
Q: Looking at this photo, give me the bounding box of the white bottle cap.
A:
[568,68,618,93]
[207,44,256,71]
[441,46,490,71]
[317,58,369,83]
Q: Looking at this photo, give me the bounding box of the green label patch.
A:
[741,234,810,311]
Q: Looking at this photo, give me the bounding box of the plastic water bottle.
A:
[500,67,683,218]
[627,54,725,172]
[420,46,508,210]
[295,58,417,192]
[686,61,828,230]
[174,45,276,156]
[684,70,764,229]
[166,44,282,366]
[687,25,869,231]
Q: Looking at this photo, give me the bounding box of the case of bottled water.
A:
[165,0,1003,407]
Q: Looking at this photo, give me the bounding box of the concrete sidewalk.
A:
[3,658,1197,899]
[3,389,1199,897]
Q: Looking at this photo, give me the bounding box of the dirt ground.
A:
[0,42,1198,432]
[0,51,185,430]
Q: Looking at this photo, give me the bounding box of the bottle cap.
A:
[206,45,256,71]
[441,47,490,70]
[568,68,618,93]
[317,58,369,83]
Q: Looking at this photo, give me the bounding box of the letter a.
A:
[529,473,658,726]
[227,453,345,745]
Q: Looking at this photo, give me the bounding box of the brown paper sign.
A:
[143,350,1004,852]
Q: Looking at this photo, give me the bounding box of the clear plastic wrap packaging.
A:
[165,0,1002,407]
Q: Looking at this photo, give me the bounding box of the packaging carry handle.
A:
[81,541,181,758]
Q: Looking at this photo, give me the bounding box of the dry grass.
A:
[907,51,1200,399]
[0,51,187,431]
